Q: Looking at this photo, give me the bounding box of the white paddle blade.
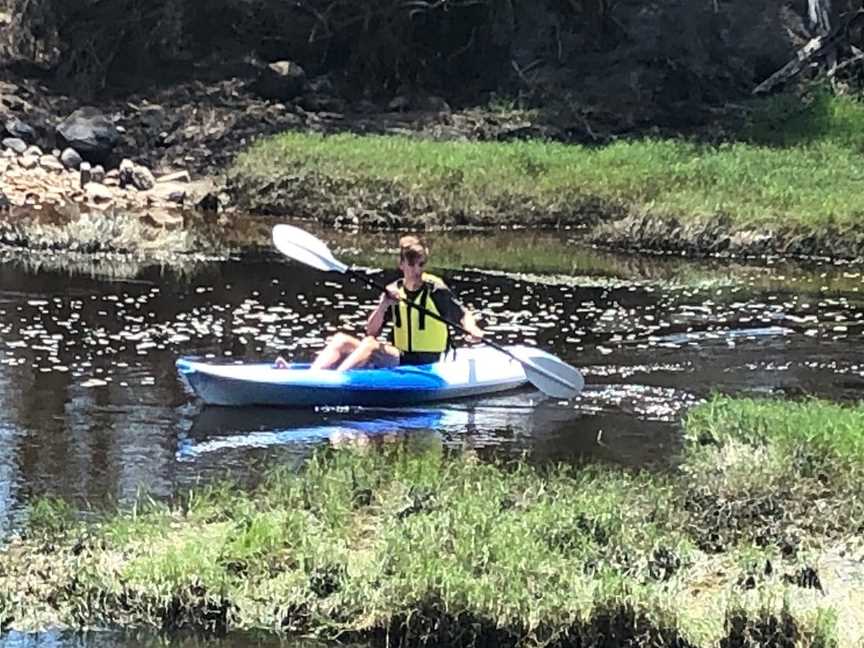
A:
[521,354,585,399]
[272,224,348,273]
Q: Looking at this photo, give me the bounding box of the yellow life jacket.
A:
[391,273,450,353]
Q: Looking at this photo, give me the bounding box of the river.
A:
[1,222,862,645]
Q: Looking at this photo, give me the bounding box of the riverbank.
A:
[1,396,861,646]
[229,90,864,260]
[5,67,864,261]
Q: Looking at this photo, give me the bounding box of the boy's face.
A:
[399,254,426,283]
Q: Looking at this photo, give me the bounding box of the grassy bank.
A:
[229,91,864,257]
[2,397,863,645]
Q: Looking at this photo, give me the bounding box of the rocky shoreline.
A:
[3,66,864,262]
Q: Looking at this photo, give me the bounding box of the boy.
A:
[308,235,485,370]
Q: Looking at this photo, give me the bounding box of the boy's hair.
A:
[399,235,428,264]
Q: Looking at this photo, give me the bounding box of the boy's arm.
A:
[366,285,400,337]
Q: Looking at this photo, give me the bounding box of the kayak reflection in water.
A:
[303,234,486,371]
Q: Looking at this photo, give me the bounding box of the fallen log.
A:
[753,8,864,94]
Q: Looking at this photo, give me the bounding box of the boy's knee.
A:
[331,332,353,347]
[359,336,380,351]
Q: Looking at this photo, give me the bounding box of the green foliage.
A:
[685,396,864,476]
[27,496,77,536]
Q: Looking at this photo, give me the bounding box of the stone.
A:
[56,107,120,163]
[0,190,10,210]
[91,164,105,183]
[139,104,165,132]
[156,170,191,183]
[299,93,346,113]
[141,208,183,229]
[18,155,38,170]
[4,117,36,142]
[196,192,220,213]
[84,182,114,202]
[79,162,92,187]
[2,137,26,154]
[60,148,83,170]
[251,60,307,102]
[24,145,42,157]
[153,182,186,204]
[118,159,134,187]
[131,164,155,191]
[39,155,65,173]
[387,95,412,111]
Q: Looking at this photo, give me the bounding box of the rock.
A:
[418,95,451,113]
[1,148,17,159]
[24,145,42,157]
[2,138,26,154]
[299,93,346,113]
[4,117,36,143]
[118,159,134,188]
[196,191,220,213]
[157,170,191,183]
[251,60,307,102]
[0,190,10,210]
[131,164,155,191]
[139,104,165,132]
[387,95,412,111]
[153,182,186,203]
[84,182,114,203]
[79,161,92,187]
[91,164,105,183]
[39,155,64,173]
[18,155,38,170]
[357,100,379,114]
[141,208,183,229]
[60,148,83,170]
[56,107,120,163]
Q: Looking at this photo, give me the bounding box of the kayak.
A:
[176,345,540,407]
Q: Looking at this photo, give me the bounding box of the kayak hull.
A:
[177,345,536,407]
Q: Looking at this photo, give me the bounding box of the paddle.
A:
[272,224,585,399]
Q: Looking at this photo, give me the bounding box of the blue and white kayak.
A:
[176,345,539,407]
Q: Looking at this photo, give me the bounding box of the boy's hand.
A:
[381,288,400,307]
[465,327,486,344]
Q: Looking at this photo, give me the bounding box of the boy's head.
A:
[399,235,428,267]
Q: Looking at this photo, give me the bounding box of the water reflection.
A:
[0,629,330,647]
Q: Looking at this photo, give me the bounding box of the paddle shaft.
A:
[345,268,579,393]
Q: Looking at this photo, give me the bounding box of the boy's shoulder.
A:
[422,272,448,289]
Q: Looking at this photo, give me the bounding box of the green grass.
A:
[685,396,864,487]
[2,397,864,645]
[230,92,864,231]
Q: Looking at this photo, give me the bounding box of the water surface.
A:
[0,225,862,538]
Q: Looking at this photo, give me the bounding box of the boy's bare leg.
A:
[311,333,362,369]
[337,337,400,371]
